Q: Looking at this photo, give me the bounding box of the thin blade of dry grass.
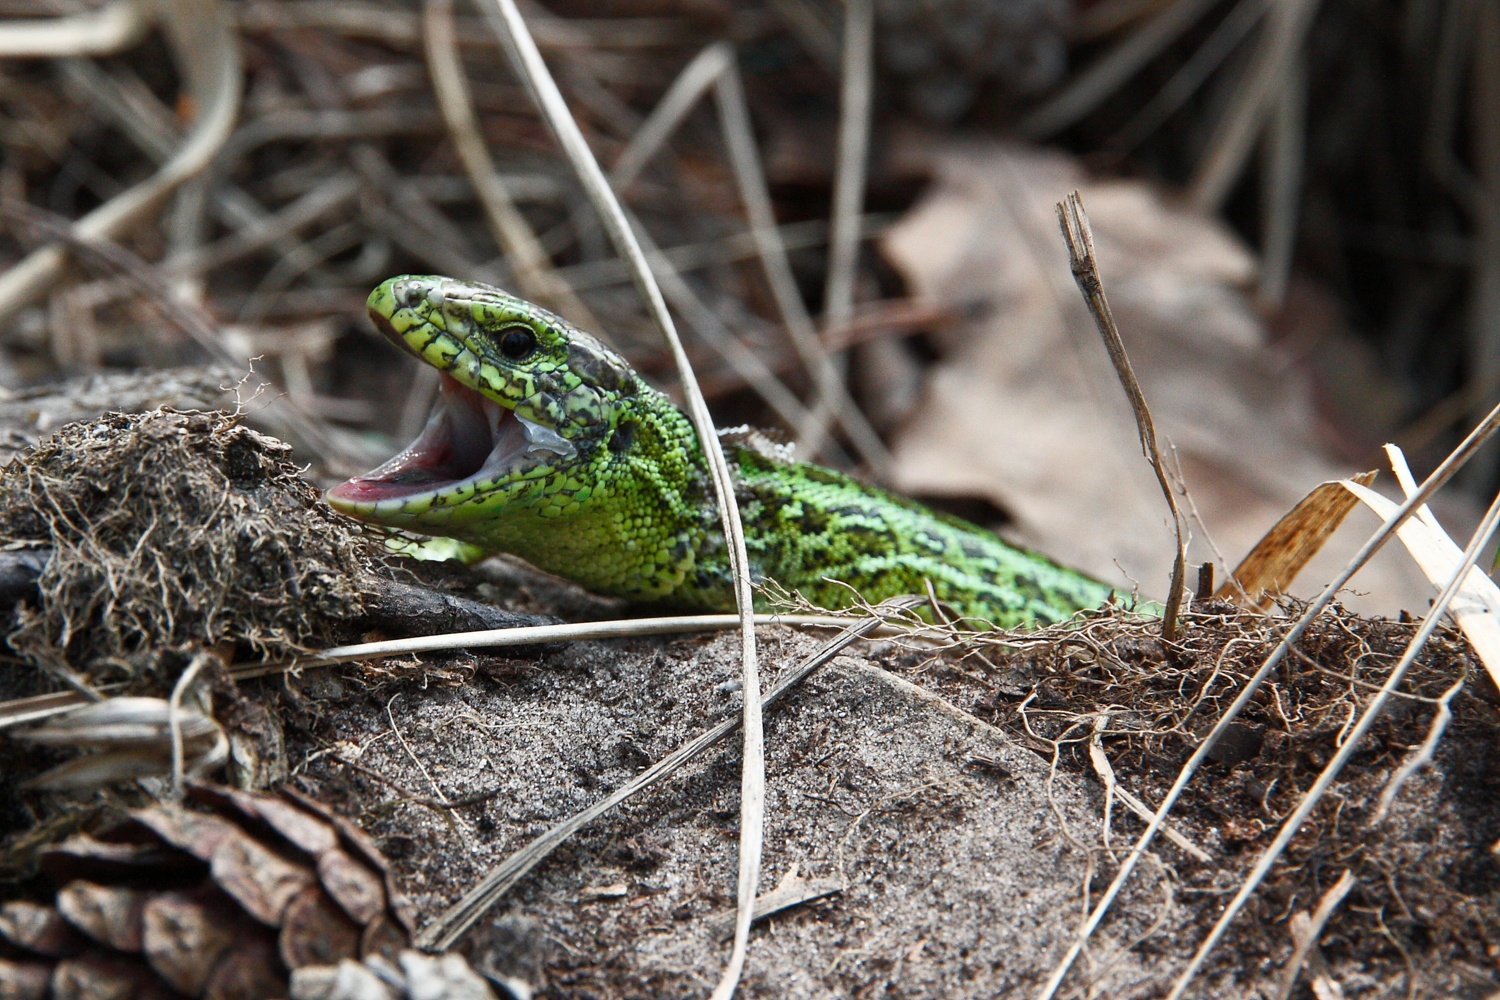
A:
[423,0,596,329]
[1019,0,1220,139]
[622,209,832,444]
[609,42,731,190]
[1256,53,1307,308]
[0,0,147,55]
[608,40,890,472]
[1189,0,1324,211]
[0,202,359,474]
[1105,0,1269,154]
[0,0,241,323]
[713,55,892,475]
[0,613,860,731]
[801,0,876,468]
[478,7,764,991]
[1340,476,1500,690]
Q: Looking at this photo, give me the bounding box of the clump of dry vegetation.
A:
[0,407,389,688]
[879,600,1500,991]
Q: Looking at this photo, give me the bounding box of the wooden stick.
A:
[1056,191,1188,641]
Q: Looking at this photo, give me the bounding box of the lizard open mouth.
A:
[326,372,574,513]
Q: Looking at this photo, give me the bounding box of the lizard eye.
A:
[400,284,424,309]
[498,325,537,360]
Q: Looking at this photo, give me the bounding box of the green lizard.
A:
[326,275,1118,627]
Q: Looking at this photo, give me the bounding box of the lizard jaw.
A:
[326,372,574,521]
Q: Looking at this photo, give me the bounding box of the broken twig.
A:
[1056,191,1188,640]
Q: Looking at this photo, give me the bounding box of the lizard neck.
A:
[442,386,718,602]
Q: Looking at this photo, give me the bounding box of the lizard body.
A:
[327,276,1116,626]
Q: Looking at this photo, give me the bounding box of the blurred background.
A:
[0,0,1493,612]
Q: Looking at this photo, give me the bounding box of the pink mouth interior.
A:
[329,374,507,504]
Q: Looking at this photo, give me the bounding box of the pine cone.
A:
[0,783,487,1000]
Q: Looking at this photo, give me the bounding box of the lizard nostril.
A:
[397,283,424,309]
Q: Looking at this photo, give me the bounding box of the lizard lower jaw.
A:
[327,373,565,517]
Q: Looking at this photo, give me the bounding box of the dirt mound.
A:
[0,408,389,688]
[888,601,1500,992]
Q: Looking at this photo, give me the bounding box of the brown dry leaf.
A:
[1216,472,1377,610]
[880,142,1451,614]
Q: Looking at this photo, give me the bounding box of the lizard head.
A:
[326,275,640,527]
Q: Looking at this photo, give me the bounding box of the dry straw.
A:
[468,4,765,993]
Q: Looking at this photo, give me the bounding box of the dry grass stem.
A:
[621,208,830,446]
[1104,0,1270,154]
[0,0,241,322]
[1256,53,1307,308]
[0,203,357,473]
[448,3,770,983]
[1341,458,1500,689]
[0,0,148,56]
[0,613,861,729]
[1020,0,1221,139]
[608,38,890,471]
[609,42,731,190]
[712,56,891,475]
[423,0,595,329]
[1189,0,1324,210]
[1056,191,1188,640]
[1109,785,1211,863]
[801,0,876,467]
[265,611,846,675]
[1087,715,1118,852]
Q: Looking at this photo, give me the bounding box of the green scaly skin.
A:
[326,276,1117,627]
